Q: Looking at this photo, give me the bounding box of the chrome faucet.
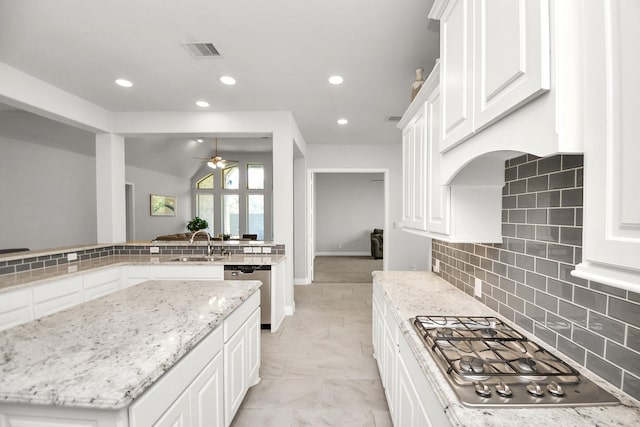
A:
[189,230,212,256]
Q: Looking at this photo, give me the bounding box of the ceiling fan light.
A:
[207,161,215,169]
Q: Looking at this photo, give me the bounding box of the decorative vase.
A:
[410,68,425,102]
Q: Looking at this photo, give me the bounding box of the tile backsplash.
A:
[432,154,640,401]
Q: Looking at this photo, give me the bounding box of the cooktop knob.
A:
[495,381,512,397]
[526,381,545,397]
[474,381,491,397]
[547,381,565,397]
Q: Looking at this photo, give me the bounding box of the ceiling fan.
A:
[195,138,238,169]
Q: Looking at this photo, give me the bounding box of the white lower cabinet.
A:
[153,389,192,427]
[190,351,225,427]
[32,276,83,318]
[0,288,33,331]
[83,267,122,301]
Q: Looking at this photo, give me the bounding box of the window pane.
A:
[247,164,264,189]
[247,194,264,240]
[197,174,214,189]
[196,194,214,233]
[222,194,239,238]
[223,165,239,189]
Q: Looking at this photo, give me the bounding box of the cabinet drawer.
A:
[0,288,33,331]
[83,267,121,301]
[154,265,223,280]
[224,291,259,342]
[33,277,83,318]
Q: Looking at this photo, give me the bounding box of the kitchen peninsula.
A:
[0,278,261,426]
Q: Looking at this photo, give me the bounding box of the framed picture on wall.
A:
[150,194,176,216]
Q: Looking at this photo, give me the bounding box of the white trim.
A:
[315,251,372,257]
[294,278,311,285]
[285,303,295,316]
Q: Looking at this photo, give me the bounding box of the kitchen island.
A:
[0,279,261,426]
[373,271,640,427]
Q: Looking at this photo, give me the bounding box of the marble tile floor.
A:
[231,282,392,427]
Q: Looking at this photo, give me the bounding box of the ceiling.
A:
[0,0,439,175]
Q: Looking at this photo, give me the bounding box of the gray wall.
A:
[432,154,640,401]
[315,172,384,255]
[0,136,97,251]
[125,165,192,241]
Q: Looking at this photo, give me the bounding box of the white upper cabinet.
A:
[432,0,550,153]
[573,0,640,292]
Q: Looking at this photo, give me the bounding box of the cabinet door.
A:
[224,326,247,425]
[33,276,83,318]
[382,323,397,420]
[190,351,224,427]
[401,126,414,226]
[473,0,550,131]
[83,267,121,301]
[410,110,428,231]
[0,288,33,331]
[372,296,384,373]
[153,389,192,427]
[426,84,451,235]
[246,308,261,387]
[440,0,475,151]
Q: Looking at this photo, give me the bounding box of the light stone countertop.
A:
[373,271,640,427]
[0,279,260,409]
[0,254,285,294]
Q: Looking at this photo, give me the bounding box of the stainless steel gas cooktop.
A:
[412,315,619,407]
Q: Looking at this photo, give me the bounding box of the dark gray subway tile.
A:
[516,284,536,303]
[537,190,561,208]
[623,373,640,402]
[515,312,534,333]
[534,323,558,347]
[527,209,548,225]
[589,312,625,345]
[507,294,525,313]
[500,277,516,294]
[502,210,509,222]
[493,262,507,277]
[499,250,516,265]
[518,161,538,179]
[499,303,515,321]
[486,295,500,312]
[576,208,583,226]
[606,341,640,378]
[0,266,15,275]
[516,224,536,240]
[590,281,626,298]
[474,245,487,257]
[547,244,575,264]
[574,247,582,265]
[559,300,588,327]
[507,266,525,283]
[527,175,549,192]
[503,195,517,209]
[493,287,507,304]
[562,155,584,169]
[586,353,622,387]
[486,272,500,287]
[549,208,575,226]
[538,156,562,174]
[536,225,559,243]
[486,247,500,261]
[547,313,572,338]
[576,168,584,186]
[502,223,516,237]
[573,326,605,356]
[527,154,541,162]
[505,166,518,181]
[506,238,525,254]
[481,258,492,271]
[469,255,480,267]
[509,155,529,167]
[609,298,640,326]
[517,194,536,208]
[561,188,583,207]
[525,241,547,258]
[549,170,576,189]
[525,271,547,291]
[628,326,640,353]
[526,302,546,323]
[510,179,527,194]
[536,258,559,278]
[515,254,535,271]
[558,336,586,365]
[547,279,574,300]
[560,227,582,246]
[629,292,640,304]
[509,209,526,224]
[536,291,559,313]
[574,287,607,314]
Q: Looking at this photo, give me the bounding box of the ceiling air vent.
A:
[386,116,402,122]
[183,42,221,57]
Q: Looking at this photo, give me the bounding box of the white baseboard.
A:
[315,251,371,257]
[294,277,311,285]
[285,303,295,316]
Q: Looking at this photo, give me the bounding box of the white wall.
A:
[125,165,192,240]
[0,136,97,250]
[301,144,431,279]
[315,173,384,255]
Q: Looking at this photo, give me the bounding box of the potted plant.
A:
[186,217,208,233]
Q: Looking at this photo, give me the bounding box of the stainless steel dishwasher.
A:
[224,265,271,329]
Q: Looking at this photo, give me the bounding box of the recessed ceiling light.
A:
[337,118,348,125]
[220,76,236,85]
[196,100,210,108]
[115,78,133,88]
[328,75,344,85]
[196,138,204,143]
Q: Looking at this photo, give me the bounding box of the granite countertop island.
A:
[373,271,640,427]
[0,279,260,409]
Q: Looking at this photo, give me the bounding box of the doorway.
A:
[307,169,389,283]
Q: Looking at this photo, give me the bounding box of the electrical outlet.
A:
[252,247,261,254]
[243,247,252,254]
[67,252,78,262]
[262,247,272,254]
[150,246,160,254]
[474,278,482,298]
[433,259,440,273]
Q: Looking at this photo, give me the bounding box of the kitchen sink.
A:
[169,256,226,262]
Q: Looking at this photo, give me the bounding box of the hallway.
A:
[231,282,391,426]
